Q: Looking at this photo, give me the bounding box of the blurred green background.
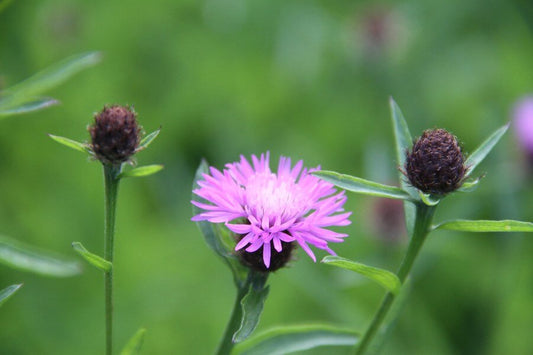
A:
[2,0,533,354]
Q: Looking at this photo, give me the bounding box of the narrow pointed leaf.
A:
[138,128,161,151]
[0,235,81,277]
[233,272,270,343]
[119,164,164,179]
[2,52,102,104]
[322,256,401,295]
[234,325,359,355]
[464,124,509,178]
[0,98,59,117]
[192,160,248,288]
[433,219,533,232]
[390,98,413,169]
[314,170,412,201]
[418,191,440,206]
[0,284,23,307]
[458,176,483,192]
[72,242,112,272]
[390,98,417,235]
[48,134,90,154]
[120,328,146,355]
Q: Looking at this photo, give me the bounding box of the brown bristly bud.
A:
[405,128,466,195]
[237,240,296,273]
[89,105,141,165]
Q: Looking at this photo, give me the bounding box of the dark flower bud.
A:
[89,105,141,165]
[405,128,466,195]
[237,240,296,273]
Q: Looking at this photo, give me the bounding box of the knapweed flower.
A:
[89,105,141,165]
[406,129,466,195]
[513,96,533,158]
[192,153,351,271]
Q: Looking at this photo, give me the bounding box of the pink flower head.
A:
[192,153,351,270]
[514,95,533,154]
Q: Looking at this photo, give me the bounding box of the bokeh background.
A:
[2,0,533,354]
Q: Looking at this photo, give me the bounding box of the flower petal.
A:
[263,242,271,268]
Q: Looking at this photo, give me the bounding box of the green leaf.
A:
[322,256,401,295]
[464,124,509,178]
[458,175,483,192]
[0,284,23,307]
[0,98,59,117]
[138,128,161,151]
[233,325,359,355]
[233,272,270,343]
[389,98,417,235]
[433,219,533,232]
[192,160,248,288]
[48,134,90,154]
[0,235,81,277]
[0,51,101,108]
[72,242,112,272]
[119,164,164,179]
[390,97,413,170]
[418,191,440,206]
[313,171,413,201]
[120,328,146,355]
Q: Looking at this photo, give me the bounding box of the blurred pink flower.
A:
[513,96,533,154]
[192,153,351,269]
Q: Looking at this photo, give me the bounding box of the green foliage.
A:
[0,235,81,277]
[0,52,101,118]
[0,283,22,307]
[0,98,58,116]
[233,272,270,343]
[120,328,146,355]
[389,98,413,172]
[234,325,359,355]
[119,164,164,179]
[457,175,483,192]
[418,191,440,206]
[464,124,509,178]
[433,220,533,232]
[138,128,161,151]
[313,171,413,201]
[48,134,91,154]
[389,98,417,235]
[72,242,112,272]
[322,256,401,295]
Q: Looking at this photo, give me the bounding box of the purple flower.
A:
[192,153,351,269]
[514,95,533,154]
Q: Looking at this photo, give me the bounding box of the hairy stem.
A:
[104,164,121,355]
[355,203,435,355]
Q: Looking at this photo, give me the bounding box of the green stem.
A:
[104,164,121,355]
[355,203,435,355]
[216,281,249,355]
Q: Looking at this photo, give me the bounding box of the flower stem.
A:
[216,282,248,355]
[103,164,121,355]
[355,203,435,355]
